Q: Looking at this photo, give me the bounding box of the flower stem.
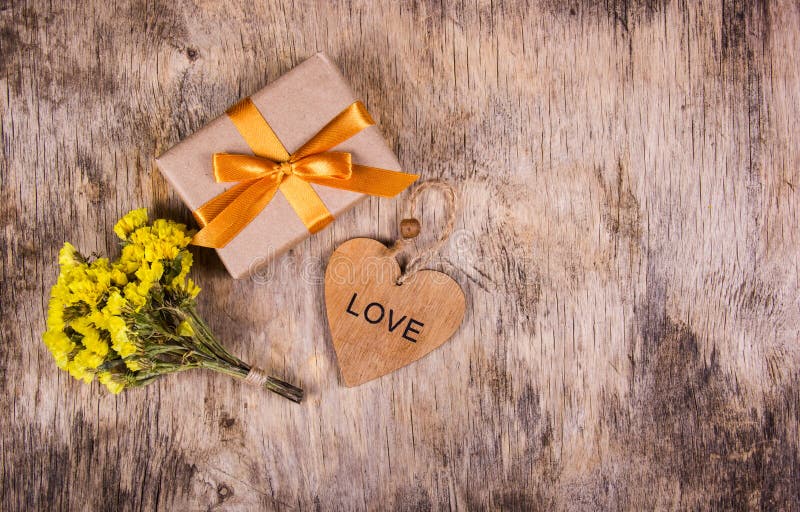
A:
[181,306,304,403]
[261,375,304,403]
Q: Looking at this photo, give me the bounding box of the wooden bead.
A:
[400,218,421,239]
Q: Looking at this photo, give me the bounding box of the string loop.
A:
[388,180,457,284]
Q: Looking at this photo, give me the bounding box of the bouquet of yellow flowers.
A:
[42,209,303,402]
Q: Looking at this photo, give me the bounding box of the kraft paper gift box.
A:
[156,53,412,279]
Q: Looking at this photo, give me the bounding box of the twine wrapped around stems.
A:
[242,365,303,403]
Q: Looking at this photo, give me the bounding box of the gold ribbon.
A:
[192,99,419,248]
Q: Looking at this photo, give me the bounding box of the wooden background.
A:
[2,0,799,509]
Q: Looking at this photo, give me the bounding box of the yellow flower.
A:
[123,282,147,309]
[128,226,152,246]
[127,219,192,264]
[103,291,127,316]
[184,279,201,298]
[70,317,109,358]
[73,348,104,370]
[117,341,138,358]
[55,268,89,306]
[63,260,112,308]
[70,316,92,334]
[46,299,66,332]
[98,371,125,394]
[114,208,148,240]
[176,320,194,337]
[110,267,128,286]
[107,382,125,394]
[119,244,145,273]
[170,251,193,288]
[87,309,109,330]
[151,219,193,248]
[122,260,164,303]
[58,242,83,270]
[107,315,127,345]
[84,332,108,358]
[135,260,164,284]
[49,280,73,305]
[107,316,139,358]
[86,258,112,289]
[124,359,142,371]
[144,241,180,263]
[43,330,75,369]
[66,359,93,383]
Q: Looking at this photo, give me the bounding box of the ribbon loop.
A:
[213,154,280,182]
[291,152,353,180]
[192,99,418,249]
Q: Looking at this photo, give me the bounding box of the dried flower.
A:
[43,208,302,402]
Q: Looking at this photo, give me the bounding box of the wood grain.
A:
[325,238,466,387]
[2,0,799,510]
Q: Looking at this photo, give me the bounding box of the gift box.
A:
[156,53,417,279]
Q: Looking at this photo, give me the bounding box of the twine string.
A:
[388,180,457,285]
[244,367,269,387]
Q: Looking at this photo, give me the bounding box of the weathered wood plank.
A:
[1,0,799,510]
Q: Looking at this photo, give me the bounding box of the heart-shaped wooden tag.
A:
[324,238,466,386]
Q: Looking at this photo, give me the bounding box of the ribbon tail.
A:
[291,102,375,160]
[305,164,419,197]
[279,175,334,233]
[192,177,281,248]
[193,180,260,227]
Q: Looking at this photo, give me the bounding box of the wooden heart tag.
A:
[324,181,465,386]
[324,238,465,386]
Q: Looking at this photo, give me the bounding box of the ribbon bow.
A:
[192,98,418,248]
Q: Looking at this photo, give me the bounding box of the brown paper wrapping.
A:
[155,53,402,279]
